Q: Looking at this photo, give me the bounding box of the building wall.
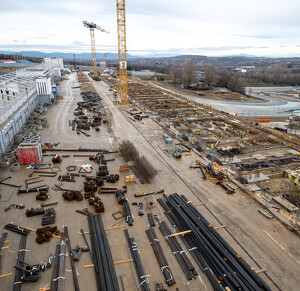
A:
[44,57,64,69]
[36,76,52,95]
[0,93,38,155]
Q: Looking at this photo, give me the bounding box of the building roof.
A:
[0,60,17,63]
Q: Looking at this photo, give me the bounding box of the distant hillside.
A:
[0,51,139,60]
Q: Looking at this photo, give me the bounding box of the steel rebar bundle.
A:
[124,229,150,291]
[64,226,80,291]
[158,220,197,280]
[134,155,157,183]
[13,234,27,291]
[119,140,139,162]
[4,224,31,235]
[123,201,134,226]
[87,214,120,291]
[162,193,271,291]
[157,198,216,281]
[145,228,176,286]
[119,140,157,183]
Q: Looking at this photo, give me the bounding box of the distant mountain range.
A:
[0,50,266,60]
[0,50,138,60]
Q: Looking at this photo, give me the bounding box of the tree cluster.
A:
[170,63,246,93]
[243,66,300,86]
[170,60,198,87]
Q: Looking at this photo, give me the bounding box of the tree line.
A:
[170,61,246,93]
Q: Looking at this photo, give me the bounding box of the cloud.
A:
[237,34,280,39]
[0,0,299,57]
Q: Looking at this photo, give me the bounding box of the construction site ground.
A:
[150,80,263,103]
[0,72,299,291]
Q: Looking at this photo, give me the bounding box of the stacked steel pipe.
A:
[158,220,197,280]
[64,226,80,291]
[4,224,31,235]
[124,230,150,291]
[145,228,176,286]
[13,234,27,291]
[157,198,216,284]
[50,232,66,291]
[163,193,271,291]
[0,232,8,267]
[116,190,133,226]
[87,214,119,291]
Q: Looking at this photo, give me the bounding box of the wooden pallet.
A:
[125,175,135,183]
[120,165,130,172]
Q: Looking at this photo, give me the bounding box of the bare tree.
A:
[227,76,245,93]
[203,65,217,87]
[170,65,183,84]
[182,60,198,87]
[217,67,231,87]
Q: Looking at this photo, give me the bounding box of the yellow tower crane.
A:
[116,0,128,104]
[83,20,109,80]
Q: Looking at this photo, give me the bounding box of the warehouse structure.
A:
[0,57,63,155]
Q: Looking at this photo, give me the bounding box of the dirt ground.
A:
[151,81,262,103]
[0,72,299,291]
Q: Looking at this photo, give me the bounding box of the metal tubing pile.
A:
[50,232,66,291]
[124,230,150,291]
[0,232,7,269]
[158,220,197,280]
[145,228,176,286]
[157,198,218,287]
[4,223,31,235]
[64,226,80,291]
[87,214,119,291]
[123,201,134,226]
[13,234,27,291]
[163,193,271,291]
[116,189,133,226]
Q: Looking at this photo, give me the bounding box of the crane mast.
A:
[90,27,98,78]
[116,0,128,104]
[83,20,109,80]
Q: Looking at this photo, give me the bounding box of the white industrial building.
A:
[0,57,63,155]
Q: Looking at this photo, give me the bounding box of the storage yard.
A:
[0,66,299,291]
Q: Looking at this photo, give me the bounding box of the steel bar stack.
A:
[13,234,27,291]
[124,230,150,291]
[145,228,176,286]
[57,232,66,291]
[87,214,120,291]
[4,224,31,235]
[158,220,197,280]
[64,226,80,291]
[0,232,8,267]
[123,201,134,226]
[163,193,271,291]
[157,198,216,285]
[119,140,157,183]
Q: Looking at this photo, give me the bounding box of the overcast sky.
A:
[0,0,299,57]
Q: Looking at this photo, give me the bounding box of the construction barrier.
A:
[254,119,270,123]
